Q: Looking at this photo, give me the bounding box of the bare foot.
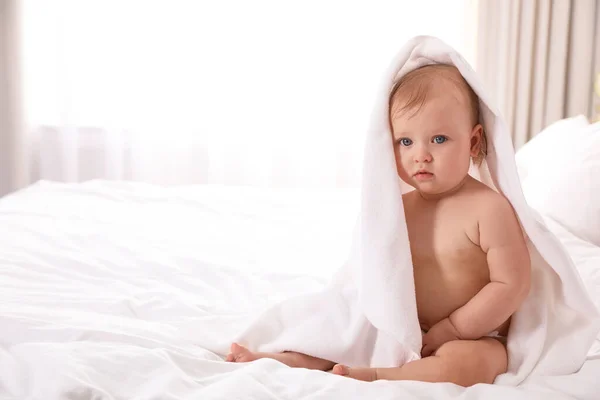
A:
[332,364,378,382]
[225,344,337,370]
[225,343,259,363]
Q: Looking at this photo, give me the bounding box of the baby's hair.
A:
[388,64,487,164]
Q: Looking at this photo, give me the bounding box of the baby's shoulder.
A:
[465,181,516,220]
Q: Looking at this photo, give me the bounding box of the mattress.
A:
[0,180,598,399]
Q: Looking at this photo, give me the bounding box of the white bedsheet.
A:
[0,180,599,399]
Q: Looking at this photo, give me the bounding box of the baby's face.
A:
[390,87,481,198]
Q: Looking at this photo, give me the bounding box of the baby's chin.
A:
[399,173,465,196]
[407,179,464,198]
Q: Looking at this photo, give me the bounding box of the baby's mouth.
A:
[414,171,433,181]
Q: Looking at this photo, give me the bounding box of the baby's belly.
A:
[414,257,490,331]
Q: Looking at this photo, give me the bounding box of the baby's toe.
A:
[230,342,245,353]
[227,343,255,363]
[332,364,349,376]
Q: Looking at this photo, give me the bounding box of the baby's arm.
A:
[448,194,531,340]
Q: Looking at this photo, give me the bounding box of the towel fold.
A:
[234,36,600,384]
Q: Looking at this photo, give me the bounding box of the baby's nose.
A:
[414,147,432,163]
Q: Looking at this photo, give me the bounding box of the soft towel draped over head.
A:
[233,35,600,385]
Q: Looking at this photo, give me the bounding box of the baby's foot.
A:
[225,343,259,363]
[332,364,378,382]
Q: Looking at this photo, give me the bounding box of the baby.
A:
[226,64,531,387]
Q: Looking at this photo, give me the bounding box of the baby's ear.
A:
[469,124,484,158]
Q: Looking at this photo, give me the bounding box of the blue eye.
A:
[433,136,447,144]
[400,138,413,146]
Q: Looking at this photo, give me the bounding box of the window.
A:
[20,0,475,187]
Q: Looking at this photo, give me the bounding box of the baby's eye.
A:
[432,135,447,144]
[399,138,413,146]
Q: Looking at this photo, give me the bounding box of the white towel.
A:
[234,36,600,384]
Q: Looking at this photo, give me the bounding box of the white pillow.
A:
[516,116,600,246]
[515,115,589,183]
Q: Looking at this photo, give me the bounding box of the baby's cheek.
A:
[396,165,409,181]
[394,149,405,174]
[396,163,412,185]
[450,154,472,180]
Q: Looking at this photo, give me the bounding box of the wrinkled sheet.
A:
[0,180,599,399]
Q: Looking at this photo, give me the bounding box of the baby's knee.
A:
[434,339,507,386]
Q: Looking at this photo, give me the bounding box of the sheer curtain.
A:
[0,0,27,196]
[476,0,600,148]
[18,0,474,189]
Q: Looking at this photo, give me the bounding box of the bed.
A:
[1,118,600,399]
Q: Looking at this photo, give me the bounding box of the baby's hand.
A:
[421,318,461,357]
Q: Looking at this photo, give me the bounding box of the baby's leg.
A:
[226,343,336,371]
[333,338,507,387]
